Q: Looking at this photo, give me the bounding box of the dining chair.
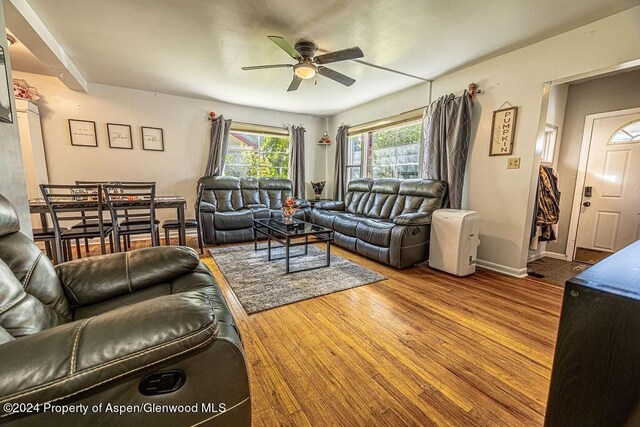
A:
[40,184,114,262]
[32,225,63,264]
[162,183,204,253]
[103,183,159,252]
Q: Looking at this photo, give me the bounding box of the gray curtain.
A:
[422,91,473,209]
[204,115,232,176]
[333,125,349,200]
[288,126,305,198]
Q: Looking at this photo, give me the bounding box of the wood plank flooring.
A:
[73,237,563,426]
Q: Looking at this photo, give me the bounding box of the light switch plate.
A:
[507,157,521,169]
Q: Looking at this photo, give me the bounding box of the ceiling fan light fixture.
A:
[293,63,316,80]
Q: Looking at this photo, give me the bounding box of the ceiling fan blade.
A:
[268,36,301,60]
[242,64,293,71]
[314,47,364,64]
[317,66,356,86]
[287,75,303,92]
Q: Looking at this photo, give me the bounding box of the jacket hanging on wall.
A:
[530,166,561,249]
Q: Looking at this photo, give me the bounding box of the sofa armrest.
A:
[295,199,311,208]
[245,203,267,209]
[0,292,216,415]
[199,201,216,213]
[314,200,345,211]
[393,213,432,226]
[56,247,200,306]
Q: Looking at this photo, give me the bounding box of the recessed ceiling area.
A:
[13,0,640,115]
[5,29,54,77]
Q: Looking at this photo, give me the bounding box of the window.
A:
[609,120,640,145]
[347,135,363,182]
[370,121,421,179]
[224,131,289,178]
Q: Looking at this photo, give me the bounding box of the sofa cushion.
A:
[391,179,448,218]
[345,179,373,215]
[213,210,254,230]
[198,176,243,212]
[355,218,395,247]
[311,209,339,229]
[363,179,400,219]
[241,178,261,206]
[333,213,368,237]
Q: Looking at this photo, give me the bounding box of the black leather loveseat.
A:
[311,178,447,268]
[0,194,250,426]
[197,176,310,244]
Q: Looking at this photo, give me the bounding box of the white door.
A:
[575,110,640,256]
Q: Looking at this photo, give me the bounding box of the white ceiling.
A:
[11,0,640,116]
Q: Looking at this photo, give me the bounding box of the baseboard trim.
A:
[528,252,543,262]
[476,259,528,278]
[542,251,568,261]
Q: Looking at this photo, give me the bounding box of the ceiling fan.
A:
[242,36,364,92]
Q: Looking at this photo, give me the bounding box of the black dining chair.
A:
[40,184,114,262]
[104,183,159,252]
[162,183,204,253]
[32,226,63,264]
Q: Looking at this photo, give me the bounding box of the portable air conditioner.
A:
[429,209,480,276]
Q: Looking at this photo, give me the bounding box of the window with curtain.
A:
[347,120,421,183]
[370,121,421,179]
[224,131,290,178]
[347,134,363,182]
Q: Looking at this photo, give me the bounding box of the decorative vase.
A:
[315,194,321,200]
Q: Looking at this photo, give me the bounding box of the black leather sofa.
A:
[0,194,250,426]
[197,176,310,244]
[311,178,447,268]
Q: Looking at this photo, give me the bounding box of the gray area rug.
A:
[527,257,589,286]
[209,244,386,314]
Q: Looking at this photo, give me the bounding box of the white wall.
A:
[12,71,324,224]
[0,5,31,236]
[325,6,640,275]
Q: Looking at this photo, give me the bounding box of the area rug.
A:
[527,257,589,286]
[209,244,386,314]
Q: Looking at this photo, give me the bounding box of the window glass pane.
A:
[370,122,420,179]
[609,120,640,145]
[224,131,290,178]
[347,166,361,182]
[348,135,362,165]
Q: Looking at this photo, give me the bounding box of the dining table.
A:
[29,195,188,254]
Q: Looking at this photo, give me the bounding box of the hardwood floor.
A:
[71,237,563,426]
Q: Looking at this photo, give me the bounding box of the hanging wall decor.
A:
[69,119,98,147]
[0,47,13,123]
[490,105,518,156]
[107,123,133,149]
[142,126,164,151]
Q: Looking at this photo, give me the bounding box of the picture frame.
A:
[0,46,14,124]
[69,119,98,147]
[107,123,133,149]
[142,126,164,151]
[489,106,518,156]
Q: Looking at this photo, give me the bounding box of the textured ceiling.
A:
[15,0,640,115]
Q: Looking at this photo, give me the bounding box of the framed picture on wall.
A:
[142,126,164,151]
[0,46,14,124]
[489,106,518,156]
[69,119,98,147]
[107,123,133,149]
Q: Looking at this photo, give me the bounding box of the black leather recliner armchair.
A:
[311,178,447,268]
[197,176,310,245]
[0,194,250,426]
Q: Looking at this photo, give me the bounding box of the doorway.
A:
[569,107,640,264]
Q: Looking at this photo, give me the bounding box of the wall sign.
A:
[142,126,164,151]
[0,47,13,123]
[69,119,98,147]
[490,106,518,156]
[107,123,133,149]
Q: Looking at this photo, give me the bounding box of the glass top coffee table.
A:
[252,218,334,274]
